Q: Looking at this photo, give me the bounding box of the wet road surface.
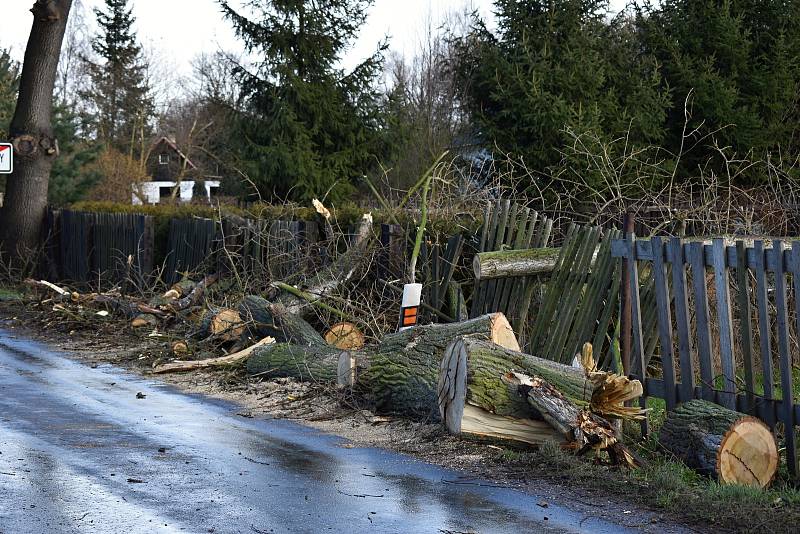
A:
[0,331,638,533]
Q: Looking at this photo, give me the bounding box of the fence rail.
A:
[613,235,800,476]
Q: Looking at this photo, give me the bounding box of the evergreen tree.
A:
[218,0,388,201]
[453,0,669,190]
[83,0,153,153]
[637,0,800,179]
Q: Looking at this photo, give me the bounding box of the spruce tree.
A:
[454,0,669,190]
[218,0,387,201]
[637,0,800,180]
[83,0,153,153]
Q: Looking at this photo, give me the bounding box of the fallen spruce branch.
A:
[153,337,275,374]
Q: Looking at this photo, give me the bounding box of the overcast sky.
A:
[0,0,627,79]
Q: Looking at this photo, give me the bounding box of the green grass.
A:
[0,287,23,302]
[491,438,800,531]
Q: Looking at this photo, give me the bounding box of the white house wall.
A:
[132,181,221,205]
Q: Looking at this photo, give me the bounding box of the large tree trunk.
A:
[437,337,590,444]
[246,313,520,419]
[659,400,778,487]
[0,1,73,259]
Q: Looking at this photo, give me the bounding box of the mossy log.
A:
[239,295,324,346]
[473,247,561,280]
[246,342,346,382]
[340,313,521,419]
[659,400,778,487]
[437,337,590,445]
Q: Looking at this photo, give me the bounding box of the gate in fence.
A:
[612,235,800,476]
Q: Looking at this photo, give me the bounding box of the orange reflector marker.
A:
[398,283,422,331]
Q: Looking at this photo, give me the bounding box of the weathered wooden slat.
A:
[772,240,797,477]
[651,237,677,410]
[668,237,695,401]
[736,241,756,414]
[713,238,737,410]
[688,241,715,402]
[627,233,649,435]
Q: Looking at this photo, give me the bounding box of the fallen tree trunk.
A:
[246,342,346,381]
[154,337,275,374]
[473,248,561,280]
[437,337,590,445]
[342,313,521,418]
[659,399,778,487]
[239,296,325,346]
[246,313,520,418]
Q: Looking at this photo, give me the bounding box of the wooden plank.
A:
[627,232,648,435]
[668,238,695,402]
[772,240,797,477]
[651,237,677,410]
[712,238,737,409]
[736,241,756,414]
[689,241,715,402]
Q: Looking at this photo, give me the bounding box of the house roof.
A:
[151,136,197,170]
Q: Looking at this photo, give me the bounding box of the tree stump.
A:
[659,400,778,487]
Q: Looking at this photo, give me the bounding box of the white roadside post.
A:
[399,283,422,331]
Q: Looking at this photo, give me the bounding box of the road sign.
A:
[0,143,12,174]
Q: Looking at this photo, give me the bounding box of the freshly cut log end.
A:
[131,314,157,328]
[210,309,245,341]
[324,322,365,349]
[659,400,778,488]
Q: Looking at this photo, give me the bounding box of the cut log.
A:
[131,314,157,328]
[239,295,325,346]
[437,337,590,444]
[209,309,244,341]
[170,274,217,312]
[246,313,520,418]
[473,248,561,280]
[171,340,189,357]
[659,399,778,487]
[154,337,275,374]
[324,322,365,349]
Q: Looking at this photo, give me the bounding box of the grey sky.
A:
[1,1,628,80]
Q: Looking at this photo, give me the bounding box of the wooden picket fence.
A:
[612,235,800,476]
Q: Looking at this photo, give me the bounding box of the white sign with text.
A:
[0,143,12,174]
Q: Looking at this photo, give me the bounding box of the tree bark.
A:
[659,399,778,487]
[0,1,73,259]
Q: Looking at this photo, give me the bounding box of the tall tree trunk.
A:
[0,0,72,261]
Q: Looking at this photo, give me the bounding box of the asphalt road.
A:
[0,330,638,533]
